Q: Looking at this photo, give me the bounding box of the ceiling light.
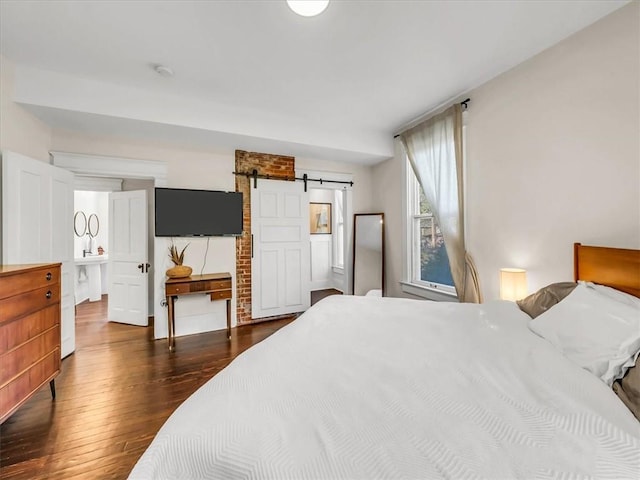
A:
[153,64,174,77]
[287,0,329,17]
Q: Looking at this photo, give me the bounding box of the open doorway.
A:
[74,190,109,305]
[72,176,155,334]
[308,184,349,303]
[51,151,168,345]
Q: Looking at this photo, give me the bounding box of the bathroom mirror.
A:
[87,213,100,237]
[74,211,87,237]
[352,213,385,296]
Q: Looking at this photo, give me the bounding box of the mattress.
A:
[130,295,640,479]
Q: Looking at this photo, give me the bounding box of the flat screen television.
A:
[155,188,243,237]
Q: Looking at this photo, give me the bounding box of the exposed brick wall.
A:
[235,150,296,325]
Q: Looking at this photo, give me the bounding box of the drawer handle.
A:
[46,272,52,281]
[45,291,52,299]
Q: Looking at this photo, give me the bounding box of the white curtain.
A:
[400,104,481,303]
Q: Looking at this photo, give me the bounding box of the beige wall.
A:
[0,56,52,161]
[376,2,640,301]
[371,141,406,298]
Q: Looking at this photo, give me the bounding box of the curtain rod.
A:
[393,98,470,139]
[233,170,354,192]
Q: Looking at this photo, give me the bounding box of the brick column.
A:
[235,150,295,325]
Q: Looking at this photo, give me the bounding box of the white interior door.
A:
[108,190,148,326]
[1,151,75,358]
[1,152,51,263]
[251,179,310,319]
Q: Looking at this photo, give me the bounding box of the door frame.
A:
[50,151,168,339]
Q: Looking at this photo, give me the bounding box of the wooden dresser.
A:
[0,263,61,423]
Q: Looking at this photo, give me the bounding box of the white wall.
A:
[375,3,640,301]
[0,56,51,162]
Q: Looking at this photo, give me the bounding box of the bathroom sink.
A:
[75,255,108,302]
[74,254,108,265]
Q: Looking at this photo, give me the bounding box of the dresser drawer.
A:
[0,326,60,387]
[0,286,60,325]
[0,266,60,301]
[0,350,60,423]
[0,305,59,355]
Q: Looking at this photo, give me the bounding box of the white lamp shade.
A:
[287,0,329,17]
[500,268,527,301]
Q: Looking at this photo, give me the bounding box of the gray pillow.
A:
[613,355,640,422]
[516,282,577,319]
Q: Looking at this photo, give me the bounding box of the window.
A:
[333,189,344,269]
[405,160,457,296]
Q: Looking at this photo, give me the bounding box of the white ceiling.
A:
[0,0,628,165]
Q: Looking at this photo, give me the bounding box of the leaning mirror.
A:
[352,213,385,296]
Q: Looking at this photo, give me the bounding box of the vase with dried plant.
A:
[166,243,192,278]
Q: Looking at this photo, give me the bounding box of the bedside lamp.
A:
[500,268,527,301]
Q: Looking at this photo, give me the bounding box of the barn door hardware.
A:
[232,171,354,190]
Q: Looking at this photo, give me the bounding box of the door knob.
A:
[138,263,151,273]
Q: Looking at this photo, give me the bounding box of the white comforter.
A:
[130,296,640,479]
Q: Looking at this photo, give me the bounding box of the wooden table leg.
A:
[167,295,176,351]
[226,299,231,339]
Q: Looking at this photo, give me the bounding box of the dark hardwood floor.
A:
[0,296,293,479]
[311,288,342,305]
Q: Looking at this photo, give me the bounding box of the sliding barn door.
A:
[251,179,310,319]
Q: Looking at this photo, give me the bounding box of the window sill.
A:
[400,281,458,302]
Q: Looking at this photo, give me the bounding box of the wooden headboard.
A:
[574,243,640,298]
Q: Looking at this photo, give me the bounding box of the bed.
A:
[130,244,640,479]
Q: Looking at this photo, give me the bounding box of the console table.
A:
[165,272,232,352]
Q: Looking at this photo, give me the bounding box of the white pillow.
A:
[528,282,640,386]
[585,281,640,308]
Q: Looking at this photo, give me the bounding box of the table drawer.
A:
[0,286,60,325]
[0,266,59,301]
[209,289,232,301]
[166,279,231,295]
